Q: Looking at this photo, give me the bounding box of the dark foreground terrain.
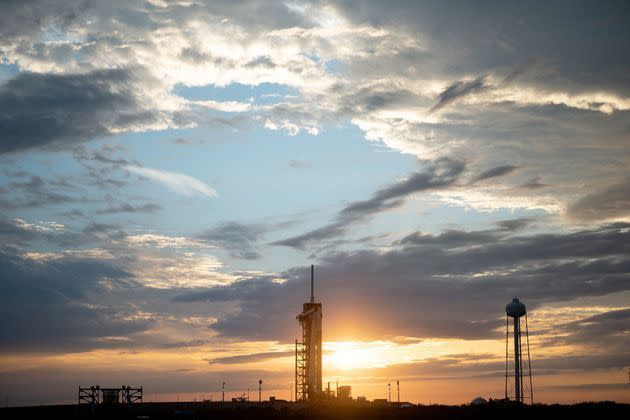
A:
[2,400,628,420]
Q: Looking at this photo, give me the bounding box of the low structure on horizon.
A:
[78,385,142,405]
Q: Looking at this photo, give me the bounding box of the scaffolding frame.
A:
[295,339,308,401]
[78,385,142,405]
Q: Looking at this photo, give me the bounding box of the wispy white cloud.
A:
[192,99,252,112]
[126,165,217,198]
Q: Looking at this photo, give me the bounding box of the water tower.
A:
[505,297,533,403]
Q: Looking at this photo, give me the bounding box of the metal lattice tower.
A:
[295,265,323,401]
[505,297,534,404]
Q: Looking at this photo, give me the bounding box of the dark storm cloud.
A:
[176,222,630,343]
[429,76,489,113]
[273,158,466,249]
[472,165,519,182]
[567,180,630,221]
[197,222,267,260]
[0,69,163,154]
[0,247,152,352]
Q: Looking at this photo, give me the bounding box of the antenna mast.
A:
[310,264,314,303]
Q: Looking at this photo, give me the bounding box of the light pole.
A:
[222,382,226,403]
[397,380,400,403]
[387,383,391,403]
[258,380,262,403]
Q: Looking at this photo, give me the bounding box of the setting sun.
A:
[328,343,374,370]
[326,341,396,370]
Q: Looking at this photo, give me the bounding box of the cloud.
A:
[472,165,519,183]
[126,166,217,198]
[206,350,293,365]
[0,69,183,154]
[0,247,153,352]
[0,0,627,224]
[96,203,162,214]
[567,180,630,222]
[546,308,630,352]
[82,222,121,235]
[197,222,266,260]
[495,218,533,232]
[158,339,211,349]
[192,99,252,113]
[519,176,549,190]
[0,175,79,209]
[428,76,489,113]
[288,159,312,169]
[177,222,630,342]
[273,158,465,249]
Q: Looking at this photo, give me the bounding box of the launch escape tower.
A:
[505,297,533,404]
[295,265,323,401]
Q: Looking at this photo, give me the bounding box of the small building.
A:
[337,385,352,400]
[471,397,488,406]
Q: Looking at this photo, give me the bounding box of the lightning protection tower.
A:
[505,297,533,404]
[295,265,323,401]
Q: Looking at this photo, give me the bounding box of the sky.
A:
[1,0,629,406]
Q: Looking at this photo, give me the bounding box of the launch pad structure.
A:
[295,265,323,401]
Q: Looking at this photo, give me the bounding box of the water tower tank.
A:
[506,297,526,318]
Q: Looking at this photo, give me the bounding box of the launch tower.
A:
[295,265,323,401]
